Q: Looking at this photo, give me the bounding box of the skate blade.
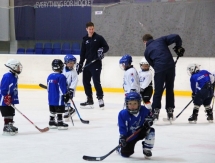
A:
[163,117,176,122]
[2,132,16,136]
[80,105,94,109]
[49,125,58,129]
[189,121,197,124]
[99,106,105,110]
[144,156,151,159]
[208,120,213,123]
[58,127,68,130]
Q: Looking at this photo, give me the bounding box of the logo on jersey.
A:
[85,40,89,44]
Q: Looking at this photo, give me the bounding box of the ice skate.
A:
[57,121,68,130]
[49,120,58,129]
[64,107,76,119]
[143,148,152,159]
[80,98,94,109]
[163,108,175,124]
[188,109,198,124]
[205,109,213,123]
[3,123,17,136]
[98,99,104,109]
[152,108,160,121]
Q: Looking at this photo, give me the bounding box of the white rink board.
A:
[0,54,215,91]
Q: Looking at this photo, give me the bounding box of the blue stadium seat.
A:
[26,48,34,54]
[35,42,43,54]
[71,42,81,54]
[61,42,71,54]
[17,48,25,54]
[43,42,52,54]
[52,43,61,54]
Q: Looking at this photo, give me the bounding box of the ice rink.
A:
[1,89,215,163]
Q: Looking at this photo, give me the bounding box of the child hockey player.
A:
[47,59,70,130]
[139,58,153,110]
[117,92,155,158]
[119,54,140,94]
[187,63,214,123]
[0,59,22,135]
[63,55,78,120]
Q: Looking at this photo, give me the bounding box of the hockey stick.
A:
[11,105,49,132]
[70,99,90,124]
[39,83,89,124]
[163,99,193,122]
[82,58,99,70]
[83,127,142,161]
[66,104,74,126]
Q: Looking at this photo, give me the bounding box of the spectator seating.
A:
[35,42,43,54]
[43,42,52,54]
[17,48,25,54]
[71,42,81,54]
[52,43,61,54]
[61,42,71,54]
[26,48,34,54]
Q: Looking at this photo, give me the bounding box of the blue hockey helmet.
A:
[125,92,141,114]
[119,54,132,70]
[52,59,64,72]
[64,54,76,64]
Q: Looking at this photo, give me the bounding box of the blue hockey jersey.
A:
[47,72,67,106]
[190,70,212,93]
[118,106,150,142]
[0,72,19,106]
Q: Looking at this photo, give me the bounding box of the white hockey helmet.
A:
[5,59,23,75]
[187,63,200,76]
[139,58,149,65]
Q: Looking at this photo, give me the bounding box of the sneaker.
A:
[3,123,17,136]
[80,98,94,109]
[98,99,104,108]
[57,121,68,130]
[49,120,58,129]
[143,148,152,158]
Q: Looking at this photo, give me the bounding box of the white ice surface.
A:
[0,89,215,163]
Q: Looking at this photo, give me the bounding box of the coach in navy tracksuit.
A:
[142,34,185,120]
[76,22,109,109]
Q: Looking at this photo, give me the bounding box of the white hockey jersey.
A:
[123,67,140,94]
[138,70,153,89]
[62,66,78,97]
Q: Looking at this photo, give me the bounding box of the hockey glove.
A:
[97,48,104,60]
[173,46,185,57]
[192,93,195,101]
[119,136,127,147]
[62,94,70,103]
[67,88,74,99]
[76,63,83,75]
[4,95,12,106]
[143,116,153,130]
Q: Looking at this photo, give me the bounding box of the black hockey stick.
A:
[83,127,142,161]
[11,105,49,132]
[163,99,193,122]
[39,83,89,124]
[82,58,99,70]
[71,99,90,124]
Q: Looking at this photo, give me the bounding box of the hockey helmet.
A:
[5,59,23,75]
[52,59,64,72]
[187,63,200,76]
[125,92,141,114]
[119,54,132,70]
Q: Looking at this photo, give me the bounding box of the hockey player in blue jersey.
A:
[63,55,78,120]
[117,92,155,158]
[47,59,70,130]
[0,59,22,135]
[187,64,214,123]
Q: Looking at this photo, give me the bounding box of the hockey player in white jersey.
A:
[62,55,78,120]
[119,54,140,94]
[139,58,153,110]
